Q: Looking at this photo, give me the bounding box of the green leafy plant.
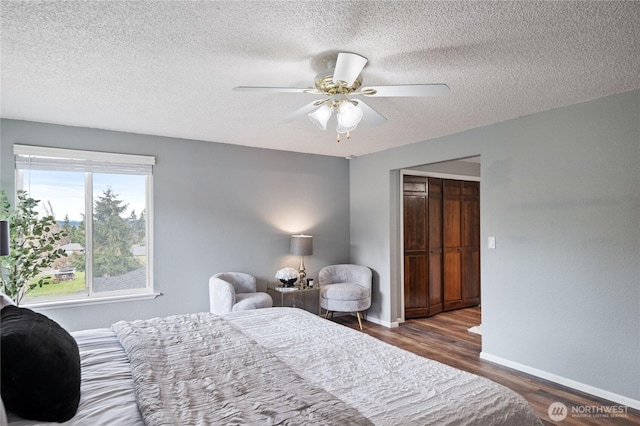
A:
[0,190,67,305]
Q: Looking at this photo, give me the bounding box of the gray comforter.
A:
[112,312,372,426]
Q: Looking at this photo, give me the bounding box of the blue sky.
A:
[19,170,146,222]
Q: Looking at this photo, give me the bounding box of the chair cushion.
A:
[321,283,368,301]
[233,292,273,311]
[0,305,81,422]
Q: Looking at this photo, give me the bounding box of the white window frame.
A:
[13,144,158,308]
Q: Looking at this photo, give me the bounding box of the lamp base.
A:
[298,256,307,285]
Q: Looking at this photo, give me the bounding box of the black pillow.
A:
[1,305,81,422]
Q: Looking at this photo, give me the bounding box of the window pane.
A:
[92,174,147,293]
[20,170,88,303]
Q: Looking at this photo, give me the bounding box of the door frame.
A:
[399,169,481,323]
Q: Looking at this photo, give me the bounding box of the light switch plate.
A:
[488,236,496,249]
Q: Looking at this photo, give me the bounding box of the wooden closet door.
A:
[404,175,478,319]
[403,176,429,318]
[462,181,480,307]
[443,180,464,311]
[427,178,443,316]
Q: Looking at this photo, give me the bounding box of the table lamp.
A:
[290,234,313,283]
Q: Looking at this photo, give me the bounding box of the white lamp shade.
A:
[337,101,363,130]
[307,104,332,130]
[290,234,313,256]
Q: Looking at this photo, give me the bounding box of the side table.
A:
[267,282,321,315]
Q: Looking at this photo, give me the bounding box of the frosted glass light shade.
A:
[336,122,357,134]
[307,104,332,130]
[336,101,363,132]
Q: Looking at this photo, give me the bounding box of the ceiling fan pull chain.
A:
[347,131,351,139]
[336,133,341,143]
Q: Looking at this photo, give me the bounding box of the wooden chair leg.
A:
[324,310,331,319]
[356,311,363,331]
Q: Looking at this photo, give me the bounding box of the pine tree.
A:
[66,213,86,272]
[61,214,72,245]
[92,187,140,277]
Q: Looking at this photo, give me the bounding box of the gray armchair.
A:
[209,272,272,314]
[319,264,372,330]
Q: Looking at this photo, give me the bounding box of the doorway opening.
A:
[398,156,481,323]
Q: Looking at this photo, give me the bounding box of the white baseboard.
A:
[365,314,399,328]
[480,352,640,410]
[339,312,399,328]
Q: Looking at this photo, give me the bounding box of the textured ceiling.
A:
[1,1,639,158]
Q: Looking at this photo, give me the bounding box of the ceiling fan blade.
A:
[332,52,368,86]
[360,84,450,97]
[233,86,320,94]
[284,99,329,122]
[354,99,387,126]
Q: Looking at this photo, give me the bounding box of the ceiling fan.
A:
[233,52,449,142]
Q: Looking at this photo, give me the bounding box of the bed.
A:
[6,307,542,425]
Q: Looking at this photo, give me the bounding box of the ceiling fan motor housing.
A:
[314,72,362,95]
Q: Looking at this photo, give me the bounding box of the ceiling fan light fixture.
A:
[337,101,363,129]
[307,104,332,130]
[336,122,357,134]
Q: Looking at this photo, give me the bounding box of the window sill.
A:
[23,292,161,310]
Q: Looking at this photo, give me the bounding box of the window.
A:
[14,145,155,305]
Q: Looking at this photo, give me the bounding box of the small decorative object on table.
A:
[275,267,298,288]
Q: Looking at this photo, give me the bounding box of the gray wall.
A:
[350,90,639,403]
[407,158,481,177]
[0,120,350,330]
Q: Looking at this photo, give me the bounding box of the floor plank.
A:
[329,308,640,425]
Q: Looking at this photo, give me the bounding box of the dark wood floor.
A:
[330,307,640,426]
